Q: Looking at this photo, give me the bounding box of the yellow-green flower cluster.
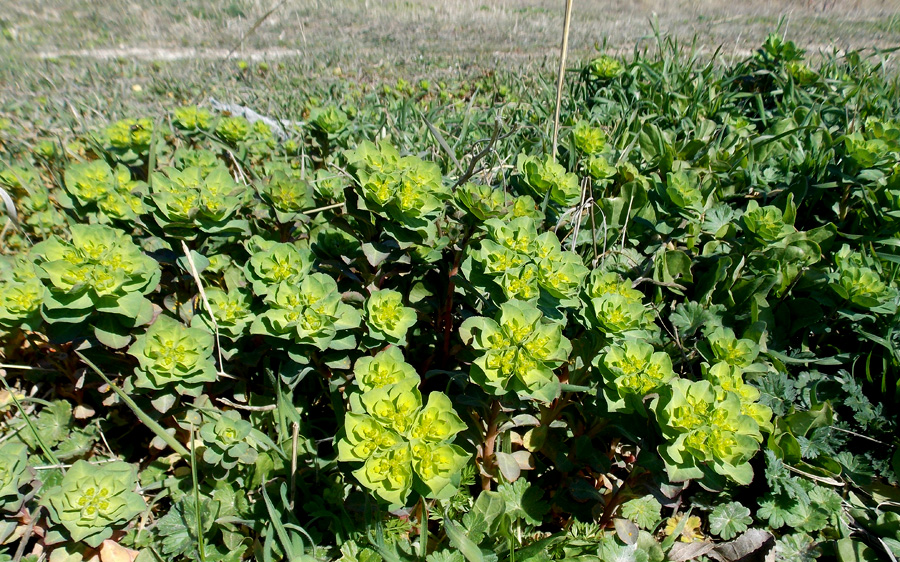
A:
[365,289,417,345]
[455,182,542,222]
[470,216,588,303]
[243,236,314,296]
[597,340,675,413]
[0,257,43,334]
[256,164,314,222]
[216,116,251,144]
[31,224,160,327]
[43,460,146,548]
[346,139,451,225]
[250,273,361,351]
[587,55,624,79]
[105,118,153,155]
[199,410,259,469]
[461,299,572,402]
[149,165,248,237]
[338,349,469,505]
[585,272,654,335]
[64,160,146,221]
[654,378,765,485]
[572,121,607,155]
[831,245,894,308]
[516,153,581,206]
[173,105,214,131]
[128,315,217,399]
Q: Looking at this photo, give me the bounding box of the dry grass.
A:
[0,0,898,131]
[5,0,900,63]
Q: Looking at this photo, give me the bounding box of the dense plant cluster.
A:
[0,32,898,562]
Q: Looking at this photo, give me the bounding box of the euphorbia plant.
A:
[30,223,160,347]
[461,299,572,402]
[337,375,469,506]
[42,460,146,548]
[127,314,218,412]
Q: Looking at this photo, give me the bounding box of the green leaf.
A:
[619,495,662,530]
[708,502,752,540]
[497,478,549,527]
[444,517,488,562]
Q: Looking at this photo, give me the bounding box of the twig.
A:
[551,0,575,158]
[12,505,40,562]
[180,241,229,379]
[33,458,123,470]
[830,425,889,445]
[216,397,277,411]
[303,201,345,215]
[632,277,687,291]
[290,422,299,510]
[0,363,57,372]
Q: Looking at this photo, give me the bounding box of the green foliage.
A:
[708,501,752,539]
[618,495,662,530]
[0,30,899,562]
[42,460,146,548]
[461,299,571,402]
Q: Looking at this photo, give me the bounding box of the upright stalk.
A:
[551,0,575,159]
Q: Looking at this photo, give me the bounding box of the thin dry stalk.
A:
[551,0,575,159]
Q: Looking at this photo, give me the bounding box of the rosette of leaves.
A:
[215,116,251,145]
[31,224,160,346]
[199,410,259,469]
[243,237,314,296]
[128,315,218,411]
[829,247,894,309]
[173,105,213,132]
[585,154,616,181]
[172,148,221,174]
[354,346,419,393]
[312,168,348,202]
[337,379,469,505]
[500,264,540,302]
[0,258,43,334]
[508,194,544,220]
[364,289,416,345]
[310,104,349,136]
[705,362,774,433]
[665,170,704,210]
[346,140,451,245]
[706,328,760,368]
[245,120,278,159]
[190,287,253,359]
[587,55,624,79]
[455,182,507,221]
[532,233,589,301]
[590,293,654,335]
[250,274,361,352]
[741,201,792,241]
[0,442,29,511]
[572,121,607,155]
[597,340,675,413]
[149,165,248,237]
[654,378,764,485]
[104,117,153,165]
[63,160,146,222]
[42,460,146,548]
[460,299,571,402]
[516,153,580,206]
[256,168,314,223]
[584,273,652,335]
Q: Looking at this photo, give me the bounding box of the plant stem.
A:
[481,400,502,491]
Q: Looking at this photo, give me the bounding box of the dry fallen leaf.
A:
[99,540,139,562]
